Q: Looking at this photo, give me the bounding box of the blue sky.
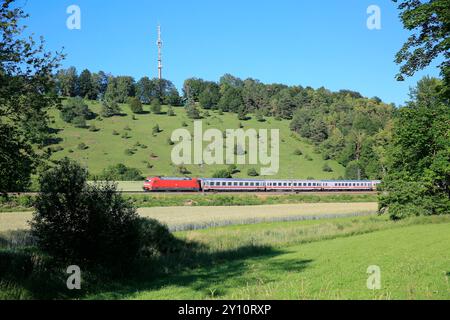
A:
[21,0,442,106]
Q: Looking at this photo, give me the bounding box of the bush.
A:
[124,149,135,156]
[322,164,333,172]
[212,169,232,178]
[150,99,162,114]
[167,138,174,145]
[112,130,119,136]
[89,125,99,132]
[128,97,143,114]
[152,124,161,135]
[72,116,87,128]
[100,163,143,181]
[77,143,88,150]
[60,97,95,125]
[247,168,259,177]
[137,218,181,257]
[304,154,313,161]
[100,100,121,118]
[293,149,303,156]
[167,106,176,116]
[30,159,142,268]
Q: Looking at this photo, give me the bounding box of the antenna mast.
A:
[157,24,163,80]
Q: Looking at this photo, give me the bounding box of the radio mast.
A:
[157,24,163,80]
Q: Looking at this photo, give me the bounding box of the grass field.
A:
[89,215,450,300]
[46,100,345,179]
[1,214,449,299]
[0,202,377,232]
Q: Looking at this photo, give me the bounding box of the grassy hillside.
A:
[47,100,345,179]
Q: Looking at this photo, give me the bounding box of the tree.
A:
[30,158,142,268]
[0,0,62,193]
[91,71,108,99]
[198,82,220,109]
[78,69,94,99]
[393,0,449,85]
[128,97,143,114]
[379,77,450,219]
[135,77,155,104]
[150,98,162,114]
[185,99,201,119]
[105,76,135,103]
[183,78,207,101]
[56,67,78,97]
[218,84,243,112]
[100,163,143,181]
[60,97,94,124]
[100,99,121,117]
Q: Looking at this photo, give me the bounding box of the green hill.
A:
[47,100,345,179]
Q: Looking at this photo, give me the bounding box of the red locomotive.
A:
[143,177,201,192]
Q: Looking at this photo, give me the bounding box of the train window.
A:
[233,182,238,186]
[227,182,232,186]
[308,183,311,186]
[222,182,226,186]
[239,182,243,186]
[293,183,297,186]
[210,182,215,186]
[245,182,249,186]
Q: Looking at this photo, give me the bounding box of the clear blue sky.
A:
[21,0,442,106]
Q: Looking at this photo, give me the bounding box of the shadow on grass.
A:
[0,231,313,300]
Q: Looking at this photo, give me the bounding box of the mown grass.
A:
[1,214,449,300]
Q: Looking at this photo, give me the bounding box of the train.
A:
[143,176,381,192]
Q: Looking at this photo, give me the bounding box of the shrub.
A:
[77,143,88,150]
[227,164,240,175]
[212,169,232,178]
[186,102,201,119]
[293,149,303,156]
[124,125,132,131]
[60,97,94,125]
[177,165,191,175]
[100,100,121,118]
[137,218,181,257]
[124,149,135,156]
[323,164,333,172]
[167,138,174,145]
[167,106,176,116]
[181,121,188,127]
[128,97,143,114]
[247,168,259,177]
[88,125,99,132]
[112,130,119,136]
[72,116,87,128]
[100,164,143,181]
[304,154,313,161]
[152,124,161,135]
[150,99,162,114]
[30,159,142,268]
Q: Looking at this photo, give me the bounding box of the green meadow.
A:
[2,214,449,300]
[92,215,450,300]
[47,100,345,179]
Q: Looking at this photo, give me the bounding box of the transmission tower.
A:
[157,24,163,80]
